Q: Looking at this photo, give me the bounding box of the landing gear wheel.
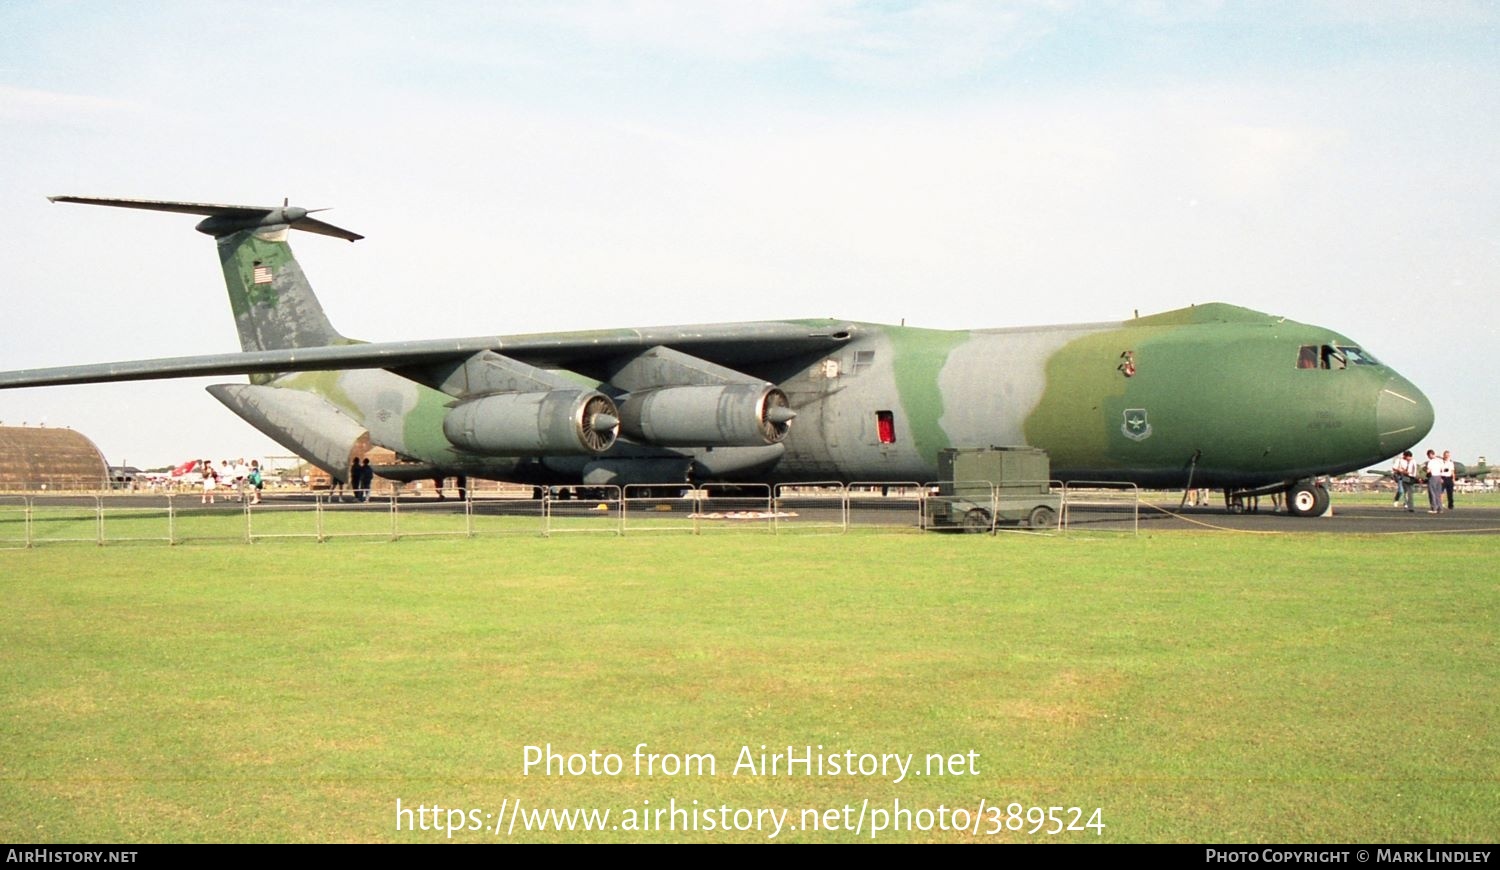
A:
[1286,482,1330,517]
[1227,496,1245,514]
[962,508,992,534]
[1027,505,1056,529]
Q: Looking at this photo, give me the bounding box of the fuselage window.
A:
[1297,345,1319,369]
[876,410,896,444]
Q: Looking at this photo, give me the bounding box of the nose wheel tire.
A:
[1286,482,1330,517]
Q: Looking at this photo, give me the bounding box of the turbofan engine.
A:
[443,390,619,456]
[618,384,794,447]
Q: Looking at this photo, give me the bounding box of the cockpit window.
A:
[1296,344,1350,370]
[1336,346,1380,366]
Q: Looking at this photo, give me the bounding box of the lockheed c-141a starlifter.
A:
[0,196,1434,516]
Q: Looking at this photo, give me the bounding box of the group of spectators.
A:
[198,458,264,505]
[1389,449,1457,514]
[336,457,376,503]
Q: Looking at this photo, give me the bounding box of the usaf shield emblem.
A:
[1122,408,1153,442]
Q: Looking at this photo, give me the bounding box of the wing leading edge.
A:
[0,322,856,389]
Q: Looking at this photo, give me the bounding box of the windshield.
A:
[1336,346,1380,366]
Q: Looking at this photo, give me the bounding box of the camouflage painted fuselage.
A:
[256,305,1431,491]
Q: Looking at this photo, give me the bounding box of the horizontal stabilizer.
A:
[48,195,363,241]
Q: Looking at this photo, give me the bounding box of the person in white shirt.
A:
[1440,450,1456,511]
[1424,449,1445,513]
[1391,450,1415,511]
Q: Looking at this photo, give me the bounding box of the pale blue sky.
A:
[1,1,1496,467]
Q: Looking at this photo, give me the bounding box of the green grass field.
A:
[1,532,1494,842]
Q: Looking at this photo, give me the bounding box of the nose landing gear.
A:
[1285,481,1331,517]
[1223,479,1329,517]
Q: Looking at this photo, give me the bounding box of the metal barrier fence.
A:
[1,483,1140,546]
[924,480,996,532]
[994,479,1064,535]
[619,484,777,535]
[548,487,621,536]
[772,482,848,534]
[695,483,775,535]
[29,494,103,546]
[847,482,925,532]
[0,495,31,549]
[1060,482,1142,534]
[101,494,175,545]
[469,491,547,538]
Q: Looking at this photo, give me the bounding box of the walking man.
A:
[1392,450,1415,511]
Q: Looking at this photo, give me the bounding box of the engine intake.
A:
[444,390,619,456]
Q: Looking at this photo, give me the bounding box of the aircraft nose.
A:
[1376,375,1434,456]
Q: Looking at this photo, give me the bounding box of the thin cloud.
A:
[0,84,141,123]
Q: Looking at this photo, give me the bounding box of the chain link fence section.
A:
[846,482,925,533]
[1060,482,1141,534]
[772,482,848,534]
[546,486,623,536]
[0,496,29,549]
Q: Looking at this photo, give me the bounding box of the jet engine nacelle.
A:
[619,384,794,447]
[443,390,620,456]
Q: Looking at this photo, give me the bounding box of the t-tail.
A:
[48,196,361,353]
[48,196,375,481]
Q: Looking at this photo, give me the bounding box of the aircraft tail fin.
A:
[49,196,360,353]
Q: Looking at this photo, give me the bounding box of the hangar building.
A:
[0,426,110,491]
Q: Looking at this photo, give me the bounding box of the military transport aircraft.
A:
[0,196,1434,516]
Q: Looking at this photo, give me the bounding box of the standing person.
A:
[1423,449,1445,514]
[1440,450,1456,511]
[358,457,373,503]
[248,460,264,505]
[1392,450,1416,512]
[201,460,217,505]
